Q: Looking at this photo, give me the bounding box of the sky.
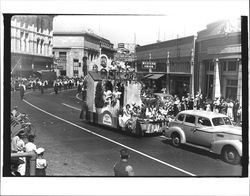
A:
[53,0,249,47]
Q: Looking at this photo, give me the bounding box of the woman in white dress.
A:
[226,99,234,120]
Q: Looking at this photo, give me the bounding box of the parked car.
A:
[164,110,242,164]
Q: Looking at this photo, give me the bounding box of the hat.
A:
[36,147,45,155]
[11,157,25,165]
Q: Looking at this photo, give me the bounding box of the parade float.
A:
[80,54,172,136]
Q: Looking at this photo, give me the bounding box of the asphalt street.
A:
[10,88,242,176]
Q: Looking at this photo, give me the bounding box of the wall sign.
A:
[142,61,156,69]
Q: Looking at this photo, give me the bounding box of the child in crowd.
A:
[35,148,47,176]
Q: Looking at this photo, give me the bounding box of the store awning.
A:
[147,74,165,80]
[143,74,153,79]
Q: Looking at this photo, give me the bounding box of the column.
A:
[166,51,170,94]
[213,58,221,98]
[190,49,194,96]
[237,59,242,106]
[198,61,203,95]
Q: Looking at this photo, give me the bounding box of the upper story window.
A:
[73,59,79,67]
[209,61,214,71]
[228,61,237,71]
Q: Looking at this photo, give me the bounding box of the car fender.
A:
[167,126,186,143]
[210,140,242,156]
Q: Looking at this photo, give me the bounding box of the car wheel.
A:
[171,133,181,147]
[222,146,241,165]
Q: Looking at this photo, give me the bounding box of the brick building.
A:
[53,32,115,77]
[11,15,55,77]
[135,36,196,97]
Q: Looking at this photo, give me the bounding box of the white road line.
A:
[23,99,196,176]
[62,103,81,111]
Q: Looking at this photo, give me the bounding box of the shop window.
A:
[228,61,237,71]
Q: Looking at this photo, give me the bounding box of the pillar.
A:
[213,58,221,98]
[237,59,242,106]
[190,49,195,96]
[166,51,170,94]
[198,61,203,94]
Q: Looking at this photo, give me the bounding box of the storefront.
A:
[136,35,195,97]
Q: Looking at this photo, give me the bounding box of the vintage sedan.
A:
[164,110,242,164]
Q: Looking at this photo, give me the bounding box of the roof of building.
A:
[136,35,195,52]
[197,19,241,41]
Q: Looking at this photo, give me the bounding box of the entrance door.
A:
[206,75,213,99]
[226,87,237,99]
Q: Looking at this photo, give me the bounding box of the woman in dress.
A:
[226,99,234,120]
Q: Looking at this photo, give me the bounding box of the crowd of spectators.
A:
[140,84,242,126]
[10,106,47,176]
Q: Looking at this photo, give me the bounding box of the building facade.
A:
[196,19,242,104]
[11,15,54,77]
[136,36,196,97]
[53,32,115,77]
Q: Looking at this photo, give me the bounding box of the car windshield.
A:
[212,117,232,126]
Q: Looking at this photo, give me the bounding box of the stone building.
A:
[195,19,242,104]
[53,32,115,77]
[11,15,54,77]
[135,36,196,97]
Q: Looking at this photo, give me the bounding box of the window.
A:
[209,63,214,71]
[197,117,212,126]
[177,114,185,122]
[73,59,79,67]
[223,117,232,125]
[228,61,237,71]
[227,80,238,87]
[212,118,224,126]
[185,115,195,124]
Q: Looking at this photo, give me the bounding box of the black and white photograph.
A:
[1,0,249,195]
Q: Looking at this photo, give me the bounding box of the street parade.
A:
[5,13,246,183]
